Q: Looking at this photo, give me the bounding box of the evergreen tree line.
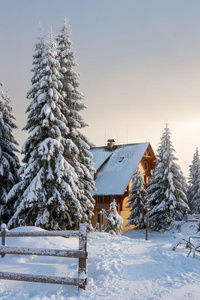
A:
[0,19,95,230]
[127,124,200,231]
[1,20,200,233]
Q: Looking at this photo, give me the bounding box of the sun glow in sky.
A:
[1,0,200,177]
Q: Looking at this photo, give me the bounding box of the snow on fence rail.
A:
[0,223,87,290]
[185,214,200,222]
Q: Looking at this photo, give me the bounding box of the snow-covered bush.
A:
[94,222,100,231]
[126,167,147,229]
[102,200,123,235]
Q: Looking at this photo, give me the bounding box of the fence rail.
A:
[0,272,86,287]
[0,223,87,290]
[185,214,200,222]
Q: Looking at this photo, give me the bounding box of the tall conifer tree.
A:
[146,124,188,231]
[0,84,20,223]
[7,33,82,230]
[56,19,95,226]
[27,29,46,99]
[187,148,200,213]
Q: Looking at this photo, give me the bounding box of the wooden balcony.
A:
[95,203,110,210]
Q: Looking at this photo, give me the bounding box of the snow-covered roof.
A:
[90,147,113,171]
[90,142,150,195]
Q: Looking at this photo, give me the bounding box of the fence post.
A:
[78,223,87,290]
[1,223,7,258]
[185,210,188,222]
[146,213,149,241]
[99,211,102,232]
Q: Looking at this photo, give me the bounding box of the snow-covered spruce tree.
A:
[126,167,147,229]
[24,30,46,164]
[102,200,123,235]
[26,28,46,102]
[7,34,83,230]
[0,84,20,224]
[187,148,200,211]
[187,148,200,213]
[56,19,95,226]
[145,124,188,231]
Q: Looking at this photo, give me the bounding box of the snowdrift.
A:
[0,223,200,299]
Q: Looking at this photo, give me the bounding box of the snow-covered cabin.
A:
[90,140,156,231]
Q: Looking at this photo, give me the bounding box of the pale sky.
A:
[1,0,200,178]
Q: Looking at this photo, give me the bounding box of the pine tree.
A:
[0,83,20,223]
[56,19,95,227]
[7,33,83,230]
[187,148,200,213]
[126,167,147,228]
[102,200,123,235]
[27,28,46,100]
[146,124,188,231]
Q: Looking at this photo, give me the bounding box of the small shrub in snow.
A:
[126,167,147,229]
[94,222,99,231]
[102,200,123,235]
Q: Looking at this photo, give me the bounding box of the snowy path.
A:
[82,230,200,300]
[0,224,200,299]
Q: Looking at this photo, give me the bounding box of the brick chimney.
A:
[107,139,115,150]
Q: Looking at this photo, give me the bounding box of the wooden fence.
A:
[0,223,87,290]
[185,214,200,222]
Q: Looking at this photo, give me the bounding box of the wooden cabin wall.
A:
[91,144,156,231]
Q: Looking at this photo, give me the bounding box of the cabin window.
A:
[98,196,104,203]
[109,196,114,203]
[144,162,148,170]
[144,175,149,184]
[118,157,124,162]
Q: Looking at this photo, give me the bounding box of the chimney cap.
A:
[107,139,115,143]
[107,139,115,150]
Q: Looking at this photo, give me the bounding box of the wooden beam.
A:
[146,213,149,241]
[0,246,87,258]
[78,224,87,290]
[0,271,85,287]
[1,224,6,258]
[0,223,88,290]
[0,231,80,238]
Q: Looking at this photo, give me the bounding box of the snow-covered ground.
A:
[0,223,200,299]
